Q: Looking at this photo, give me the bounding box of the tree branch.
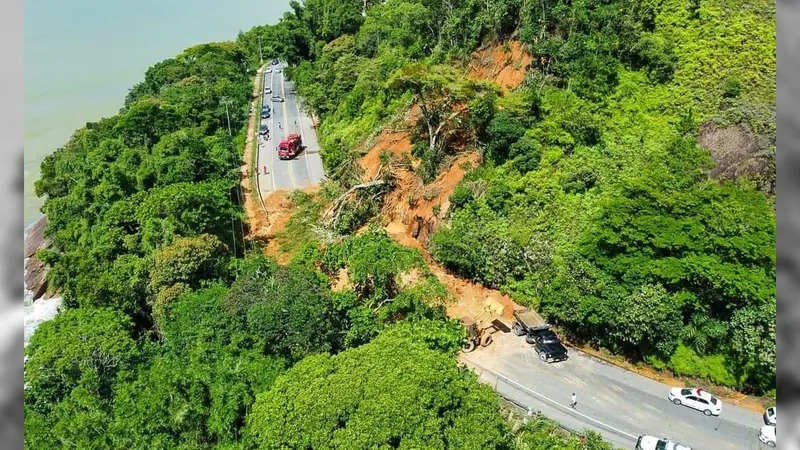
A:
[432,108,468,146]
[324,180,387,228]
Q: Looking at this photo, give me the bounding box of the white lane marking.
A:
[279,65,296,189]
[269,70,276,192]
[259,75,265,192]
[466,360,639,441]
[291,80,314,182]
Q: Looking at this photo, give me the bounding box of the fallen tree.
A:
[323,179,387,229]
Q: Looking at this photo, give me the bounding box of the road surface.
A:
[256,62,324,196]
[461,331,769,450]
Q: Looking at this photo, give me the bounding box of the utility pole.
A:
[222,99,233,137]
[258,35,264,65]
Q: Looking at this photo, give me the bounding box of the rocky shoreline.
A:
[24,216,52,302]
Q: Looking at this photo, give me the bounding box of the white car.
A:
[264,87,272,94]
[758,425,776,447]
[265,68,272,73]
[636,435,691,450]
[763,406,776,425]
[668,387,722,416]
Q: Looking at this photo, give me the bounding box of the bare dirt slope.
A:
[261,190,298,264]
[467,41,532,92]
[358,128,523,323]
[353,42,768,413]
[261,186,323,264]
[253,41,768,413]
[354,41,536,322]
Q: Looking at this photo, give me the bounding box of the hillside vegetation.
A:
[239,0,776,395]
[26,0,774,448]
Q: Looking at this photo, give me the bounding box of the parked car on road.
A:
[260,109,270,119]
[636,435,691,450]
[512,308,568,363]
[763,406,776,425]
[758,425,776,447]
[526,328,568,363]
[265,68,272,73]
[276,68,282,72]
[259,124,269,135]
[668,387,722,416]
[271,95,284,103]
[264,87,272,94]
[272,58,279,65]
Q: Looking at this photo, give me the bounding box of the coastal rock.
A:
[24,216,51,301]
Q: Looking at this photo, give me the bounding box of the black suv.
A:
[526,329,568,363]
[271,58,279,65]
[261,105,271,118]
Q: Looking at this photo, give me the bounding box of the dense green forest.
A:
[243,0,776,394]
[26,0,775,448]
[29,76,610,448]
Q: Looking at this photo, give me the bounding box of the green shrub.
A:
[486,110,526,161]
[449,184,474,210]
[509,136,541,174]
[669,344,737,387]
[722,77,743,99]
[644,354,668,371]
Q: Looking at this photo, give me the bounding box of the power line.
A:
[223,99,233,137]
[229,215,238,257]
[222,98,247,259]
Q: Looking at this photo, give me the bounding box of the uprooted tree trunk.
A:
[323,180,387,230]
[417,90,468,154]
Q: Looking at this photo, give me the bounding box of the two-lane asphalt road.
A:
[256,62,324,196]
[462,331,769,450]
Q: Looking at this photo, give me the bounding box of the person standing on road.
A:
[570,392,577,409]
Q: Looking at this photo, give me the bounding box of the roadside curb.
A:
[462,357,639,445]
[560,341,768,415]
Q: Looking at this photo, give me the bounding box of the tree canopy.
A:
[245,330,509,450]
[26,0,776,448]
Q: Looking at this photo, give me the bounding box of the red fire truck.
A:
[277,133,302,160]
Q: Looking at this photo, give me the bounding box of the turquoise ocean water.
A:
[24,0,289,228]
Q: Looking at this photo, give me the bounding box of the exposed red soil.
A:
[467,41,532,92]
[354,43,770,411]
[253,42,771,411]
[353,42,537,324]
[358,128,522,323]
[359,130,413,179]
[382,152,479,248]
[332,268,351,292]
[261,186,321,264]
[383,220,521,323]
